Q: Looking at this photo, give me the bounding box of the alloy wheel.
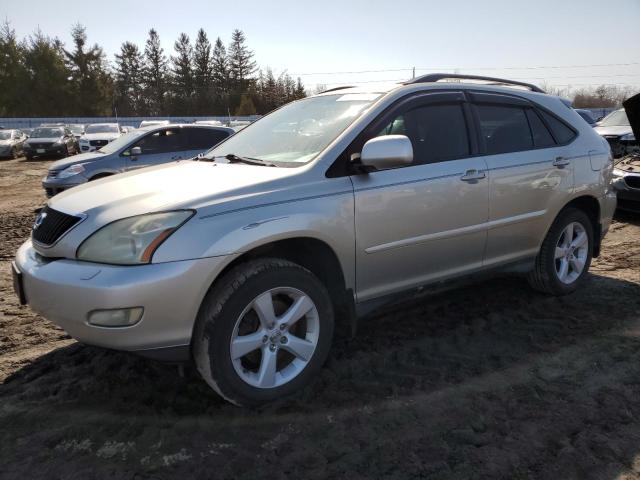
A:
[554,221,589,284]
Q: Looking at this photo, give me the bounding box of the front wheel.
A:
[528,208,594,295]
[193,258,334,406]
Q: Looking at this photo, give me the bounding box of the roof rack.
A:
[318,86,356,94]
[405,73,545,93]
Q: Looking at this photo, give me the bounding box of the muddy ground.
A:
[1,156,640,480]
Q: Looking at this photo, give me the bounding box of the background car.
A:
[22,126,77,160]
[43,124,234,197]
[612,93,640,212]
[68,124,85,140]
[79,123,121,152]
[0,129,28,159]
[139,119,170,128]
[574,108,597,126]
[594,108,636,157]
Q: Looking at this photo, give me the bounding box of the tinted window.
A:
[187,128,230,150]
[377,103,469,165]
[133,128,184,155]
[525,109,555,148]
[476,105,533,155]
[538,110,576,144]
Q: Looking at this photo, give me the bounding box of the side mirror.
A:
[131,146,142,156]
[358,135,413,171]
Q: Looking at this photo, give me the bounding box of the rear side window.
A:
[377,103,469,164]
[133,128,184,155]
[476,105,533,155]
[525,109,556,148]
[538,110,577,144]
[187,128,230,150]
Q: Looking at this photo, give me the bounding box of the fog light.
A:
[87,307,143,327]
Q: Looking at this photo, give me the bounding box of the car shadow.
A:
[2,272,640,478]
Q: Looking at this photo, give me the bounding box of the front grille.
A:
[32,206,81,245]
[624,175,640,189]
[48,169,61,178]
[90,140,108,147]
[30,142,54,149]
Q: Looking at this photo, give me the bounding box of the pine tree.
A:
[211,37,229,114]
[193,28,213,115]
[114,41,145,115]
[142,28,168,116]
[169,32,194,114]
[294,77,306,99]
[64,24,113,116]
[0,22,29,116]
[228,29,256,98]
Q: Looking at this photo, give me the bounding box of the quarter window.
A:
[538,110,576,144]
[525,109,556,148]
[476,105,533,155]
[377,103,469,165]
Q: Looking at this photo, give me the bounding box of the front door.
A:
[350,92,489,301]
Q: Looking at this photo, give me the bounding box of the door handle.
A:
[553,156,570,167]
[460,169,486,182]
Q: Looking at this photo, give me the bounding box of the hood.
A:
[49,160,300,223]
[623,93,640,143]
[593,125,632,137]
[81,132,120,141]
[26,136,62,144]
[0,139,13,145]
[49,151,105,171]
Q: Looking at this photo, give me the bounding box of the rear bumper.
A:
[14,240,232,353]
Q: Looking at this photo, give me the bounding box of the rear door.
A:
[471,92,576,267]
[125,127,186,170]
[349,91,489,301]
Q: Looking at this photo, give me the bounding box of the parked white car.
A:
[79,124,122,152]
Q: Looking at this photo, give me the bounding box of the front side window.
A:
[376,103,470,165]
[476,105,533,155]
[132,128,184,155]
[204,93,381,165]
[187,128,230,150]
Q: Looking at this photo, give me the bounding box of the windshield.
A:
[69,125,84,133]
[0,131,11,140]
[86,124,119,134]
[97,130,144,154]
[31,128,63,138]
[599,110,629,127]
[204,93,381,164]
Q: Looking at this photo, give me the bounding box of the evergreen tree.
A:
[294,77,306,98]
[114,41,145,116]
[142,28,168,116]
[169,32,194,114]
[227,29,256,110]
[211,37,229,114]
[193,28,213,114]
[64,24,113,116]
[0,22,29,116]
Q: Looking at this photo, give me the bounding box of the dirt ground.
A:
[1,156,640,480]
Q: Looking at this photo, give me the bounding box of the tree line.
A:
[0,22,306,118]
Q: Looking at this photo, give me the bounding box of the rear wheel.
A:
[193,258,334,406]
[528,208,593,295]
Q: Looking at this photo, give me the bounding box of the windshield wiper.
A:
[214,153,277,167]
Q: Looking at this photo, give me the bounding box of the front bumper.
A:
[613,176,640,212]
[24,145,67,157]
[14,240,231,353]
[42,175,88,198]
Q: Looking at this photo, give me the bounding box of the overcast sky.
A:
[3,0,640,92]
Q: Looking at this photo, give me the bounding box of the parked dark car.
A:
[574,109,597,126]
[612,93,640,212]
[43,124,234,197]
[0,129,28,159]
[23,126,78,160]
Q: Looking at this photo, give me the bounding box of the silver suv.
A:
[13,74,617,406]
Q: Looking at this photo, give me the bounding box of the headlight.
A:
[57,163,86,178]
[613,167,625,177]
[620,133,635,141]
[77,210,194,265]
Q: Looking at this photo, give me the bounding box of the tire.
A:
[528,208,594,295]
[11,147,18,159]
[193,258,334,407]
[25,154,33,161]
